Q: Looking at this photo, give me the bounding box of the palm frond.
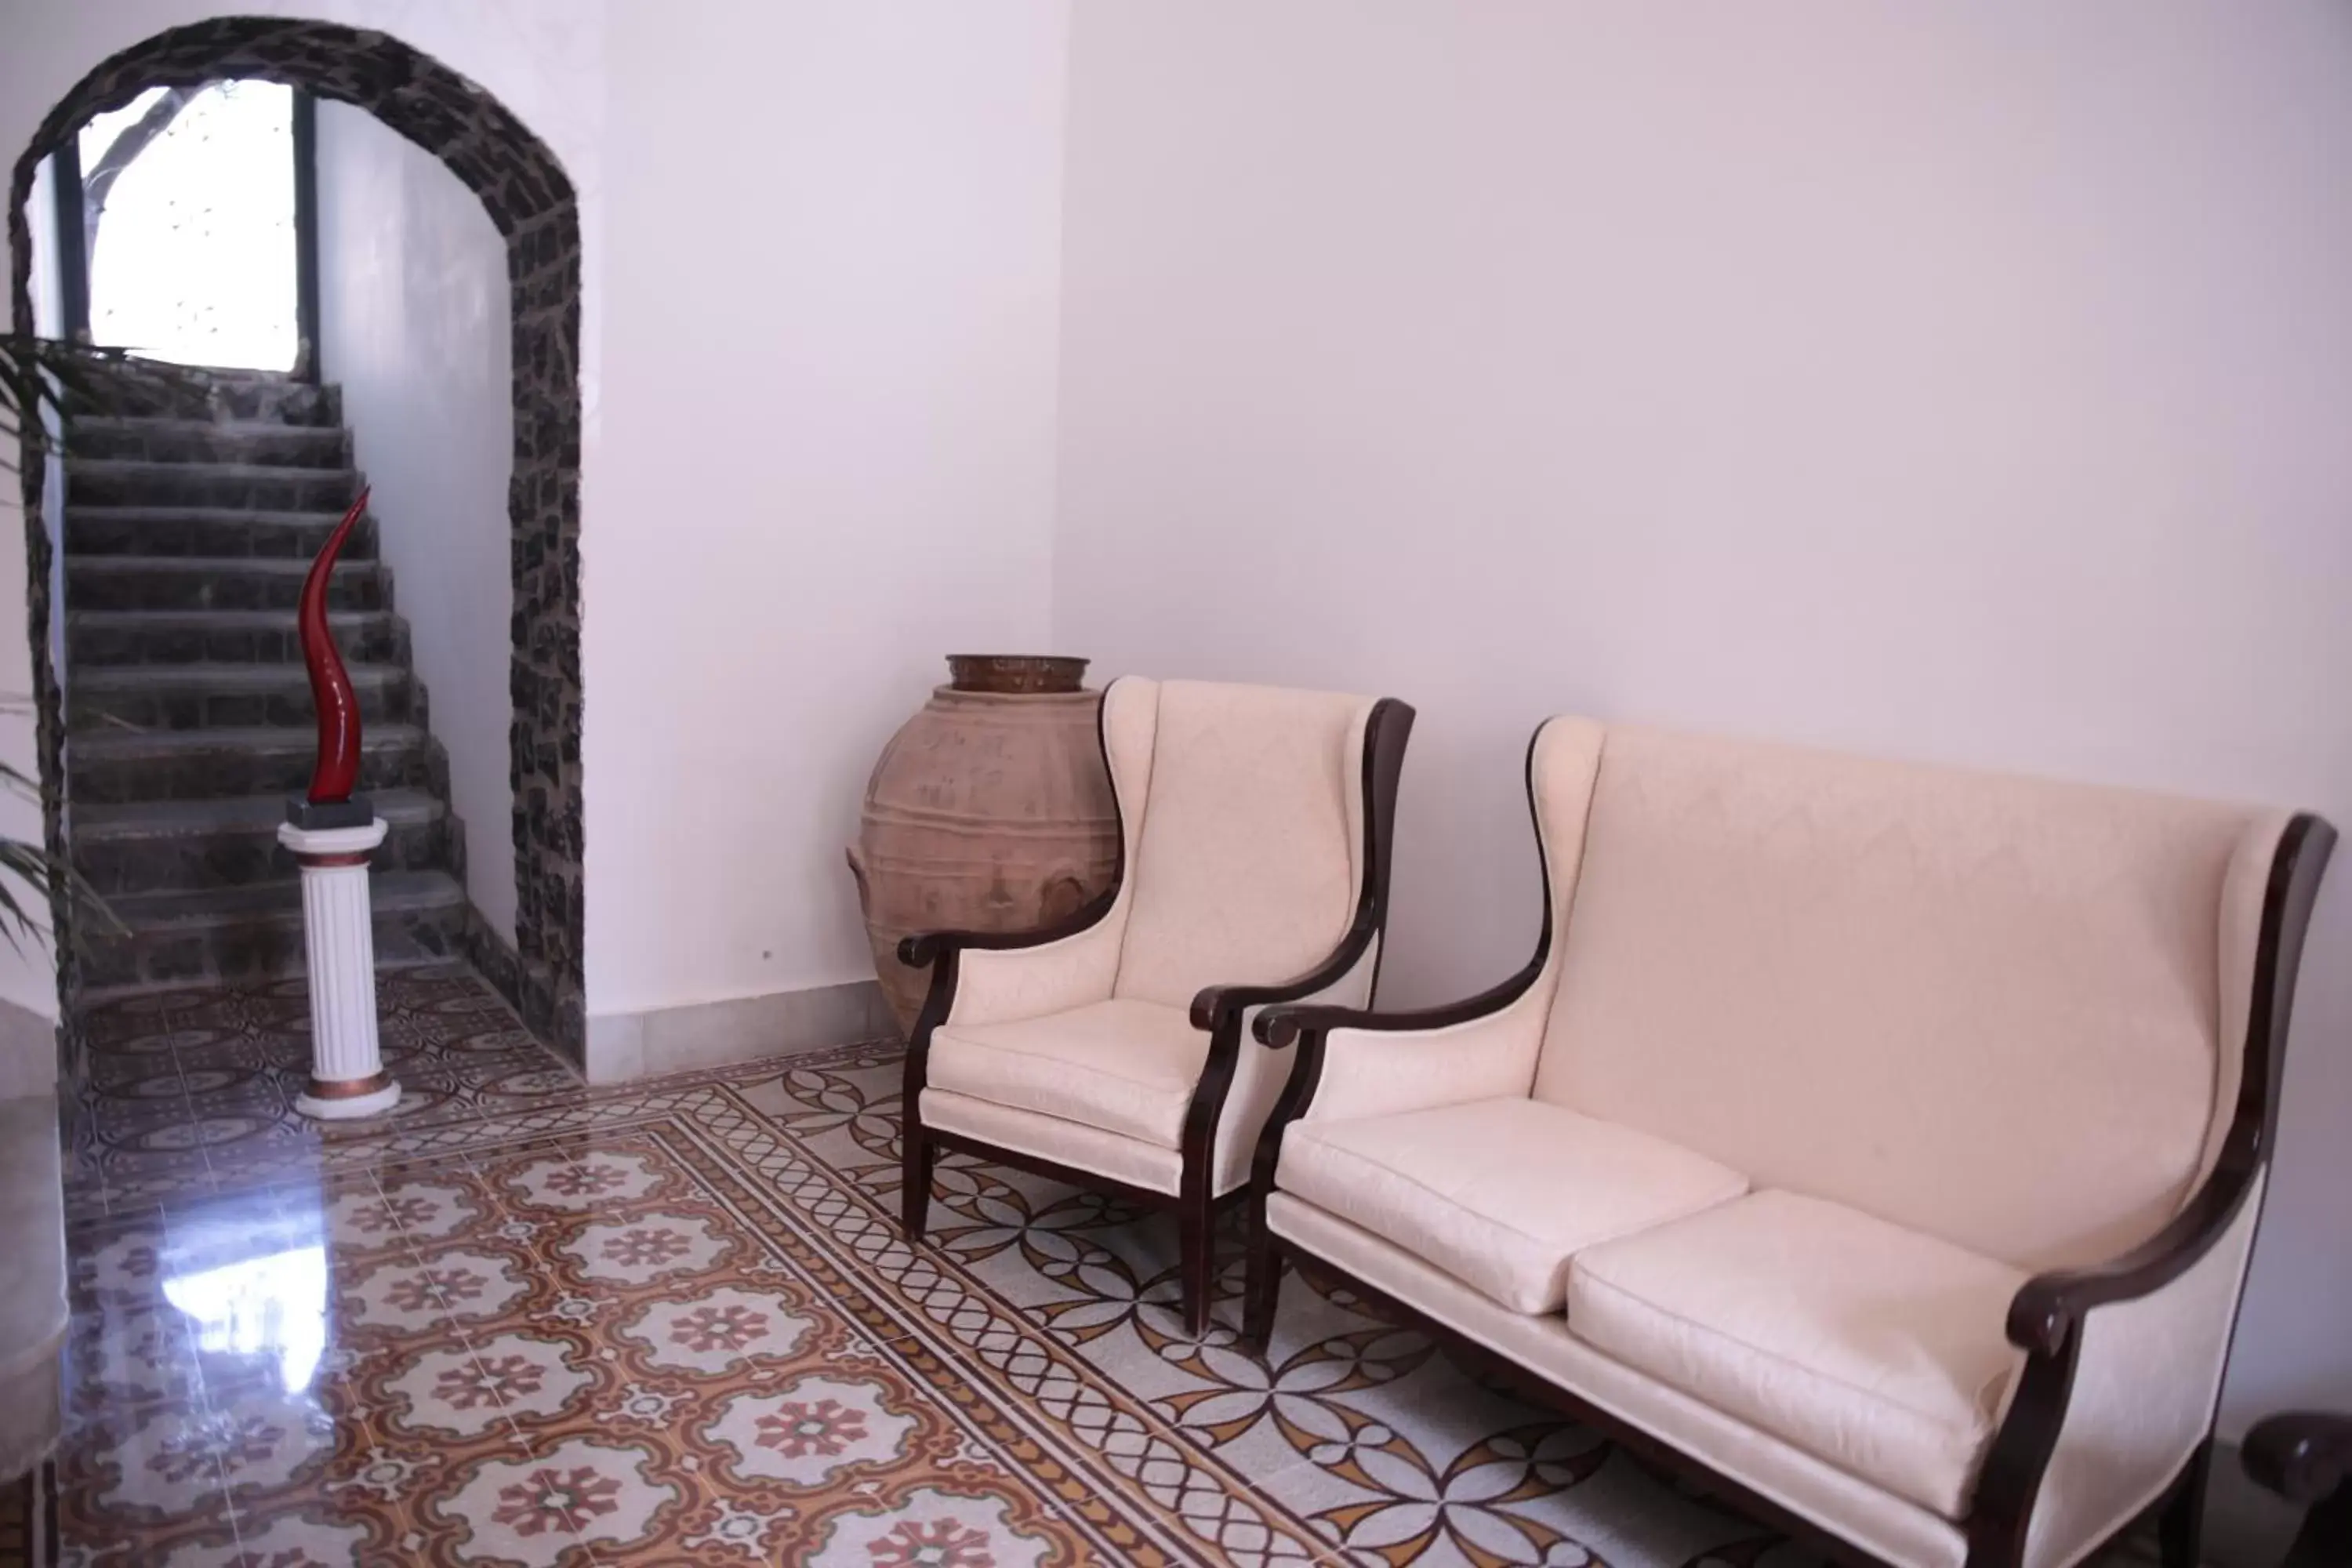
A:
[0,335,201,472]
[0,681,124,953]
[0,837,125,949]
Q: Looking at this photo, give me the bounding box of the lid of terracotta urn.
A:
[946,655,1089,695]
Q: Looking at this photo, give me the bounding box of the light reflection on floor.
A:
[159,1200,329,1397]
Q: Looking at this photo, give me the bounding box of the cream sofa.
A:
[899,677,1414,1336]
[1247,717,2333,1568]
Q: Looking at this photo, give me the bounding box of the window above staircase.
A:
[59,79,310,374]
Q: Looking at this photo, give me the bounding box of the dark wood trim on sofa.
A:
[1247,727,2336,1568]
[898,688,1417,1338]
[1965,809,2335,1568]
[1245,721,1558,1347]
[1251,722,1561,1058]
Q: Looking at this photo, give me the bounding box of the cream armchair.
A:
[898,676,1413,1337]
[1248,717,2332,1568]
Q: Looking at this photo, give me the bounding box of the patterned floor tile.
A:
[32,971,2181,1566]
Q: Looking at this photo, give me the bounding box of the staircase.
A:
[63,369,472,994]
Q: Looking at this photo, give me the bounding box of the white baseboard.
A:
[584,979,896,1085]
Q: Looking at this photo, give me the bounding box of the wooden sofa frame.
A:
[1243,728,2335,1568]
[898,690,1415,1338]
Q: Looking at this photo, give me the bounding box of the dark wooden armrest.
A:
[2005,813,2335,1361]
[1189,917,1377,1032]
[2003,1174,2259,1357]
[1254,967,1541,1047]
[2244,1412,2352,1506]
[896,886,1120,971]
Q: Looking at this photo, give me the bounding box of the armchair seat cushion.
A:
[927,1000,1207,1149]
[1567,1189,2027,1520]
[1279,1097,1749,1314]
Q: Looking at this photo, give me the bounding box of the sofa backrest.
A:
[1529,722,2288,1272]
[1111,679,1372,1007]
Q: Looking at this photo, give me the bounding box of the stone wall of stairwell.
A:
[7,16,586,1061]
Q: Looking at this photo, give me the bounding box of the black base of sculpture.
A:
[285,794,375,830]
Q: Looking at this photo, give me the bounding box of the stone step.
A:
[73,788,452,895]
[65,555,390,612]
[68,661,417,733]
[64,459,361,512]
[66,506,379,561]
[68,723,444,804]
[79,869,468,992]
[71,366,340,427]
[67,418,350,468]
[69,609,409,668]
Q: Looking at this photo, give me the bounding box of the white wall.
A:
[313,99,517,943]
[1052,2,2352,1432]
[584,1,1068,1018]
[2,0,1073,1032]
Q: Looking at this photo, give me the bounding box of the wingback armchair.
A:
[898,676,1414,1337]
[1248,716,2332,1568]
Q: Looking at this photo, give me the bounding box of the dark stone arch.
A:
[9,15,585,1058]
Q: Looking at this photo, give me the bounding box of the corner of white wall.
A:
[0,152,64,1046]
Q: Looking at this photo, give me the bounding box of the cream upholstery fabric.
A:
[1569,1190,2024,1519]
[1112,683,1371,1007]
[929,1000,1205,1148]
[1268,1193,1969,1568]
[921,1089,1182,1196]
[946,679,1162,1031]
[2020,1179,2265,1568]
[927,953,1376,1203]
[931,678,1388,1204]
[1265,716,2292,1564]
[1530,726,2261,1272]
[1281,1098,1748,1313]
[1303,718,1606,1127]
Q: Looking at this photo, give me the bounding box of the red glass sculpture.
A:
[299,487,370,805]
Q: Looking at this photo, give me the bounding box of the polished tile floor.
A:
[44,968,2162,1566]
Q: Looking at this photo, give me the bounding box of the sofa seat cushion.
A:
[929,1000,1207,1148]
[1278,1097,1750,1314]
[1568,1189,2027,1519]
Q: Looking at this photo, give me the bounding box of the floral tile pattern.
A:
[39,969,2162,1566]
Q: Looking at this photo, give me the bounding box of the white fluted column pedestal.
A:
[276,818,401,1120]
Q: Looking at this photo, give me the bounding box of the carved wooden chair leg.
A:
[1179,1192,1214,1338]
[2288,1485,2352,1568]
[1242,1222,1283,1355]
[901,1128,935,1243]
[2157,1437,2212,1568]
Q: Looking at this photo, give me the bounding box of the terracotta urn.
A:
[848,656,1120,1034]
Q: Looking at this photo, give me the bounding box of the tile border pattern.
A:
[44,973,2174,1566]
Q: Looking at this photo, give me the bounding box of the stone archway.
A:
[9,16,585,1057]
